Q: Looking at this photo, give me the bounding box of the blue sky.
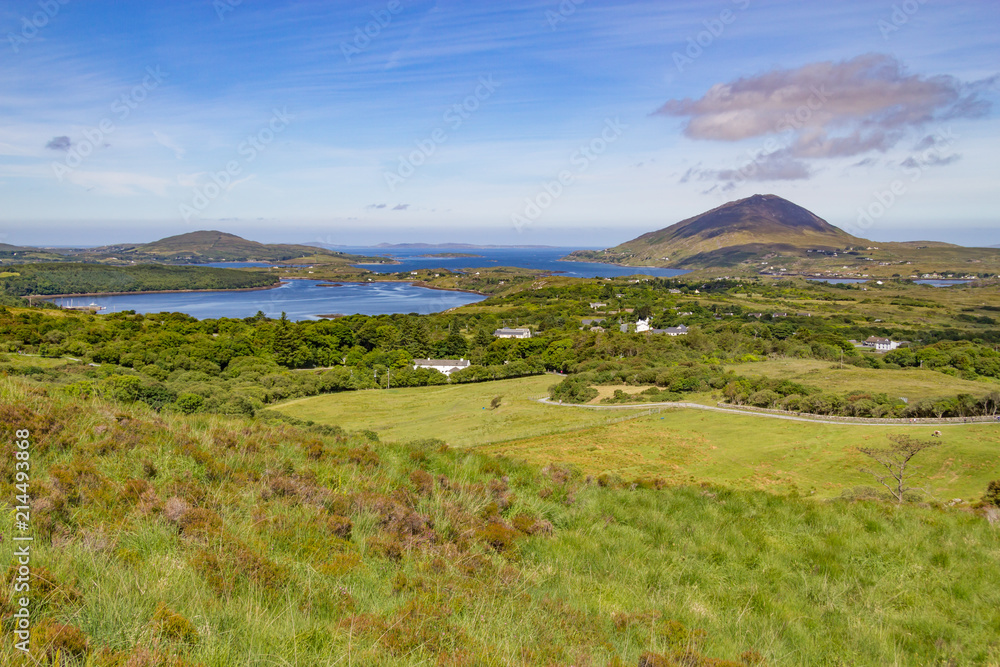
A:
[1,0,997,247]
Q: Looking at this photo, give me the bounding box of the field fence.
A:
[604,408,662,425]
[716,403,1000,425]
[481,404,661,447]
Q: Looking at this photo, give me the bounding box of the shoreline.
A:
[414,253,485,259]
[557,254,685,272]
[32,280,286,300]
[408,280,486,296]
[313,276,488,297]
[37,276,487,305]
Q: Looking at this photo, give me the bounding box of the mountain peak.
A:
[576,195,865,269]
[677,194,840,237]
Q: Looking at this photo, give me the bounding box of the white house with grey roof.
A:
[412,358,471,376]
[493,327,532,339]
[863,336,899,352]
[651,325,689,336]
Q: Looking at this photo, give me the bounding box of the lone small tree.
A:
[983,480,1000,508]
[858,434,939,503]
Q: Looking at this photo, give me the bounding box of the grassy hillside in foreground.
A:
[1,377,999,666]
[274,375,1000,500]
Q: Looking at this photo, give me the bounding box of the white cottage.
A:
[412,358,471,376]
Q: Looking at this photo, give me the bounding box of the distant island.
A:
[415,252,484,258]
[0,230,391,266]
[372,243,558,249]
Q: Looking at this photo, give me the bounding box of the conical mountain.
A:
[577,194,866,268]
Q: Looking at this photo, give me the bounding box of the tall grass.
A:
[1,377,998,666]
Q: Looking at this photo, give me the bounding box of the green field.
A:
[725,357,998,401]
[275,375,621,446]
[484,408,1000,500]
[276,376,1000,501]
[0,353,80,369]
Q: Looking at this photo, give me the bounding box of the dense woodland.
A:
[0,263,279,296]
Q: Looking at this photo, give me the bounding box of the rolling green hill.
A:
[95,230,352,264]
[0,231,390,267]
[0,243,69,263]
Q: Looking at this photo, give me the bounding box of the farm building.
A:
[863,336,900,352]
[494,327,532,339]
[412,358,471,376]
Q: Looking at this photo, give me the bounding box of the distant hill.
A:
[309,243,559,250]
[0,232,393,267]
[0,242,69,262]
[569,194,865,268]
[127,230,331,262]
[86,230,361,264]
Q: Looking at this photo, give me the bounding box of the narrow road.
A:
[536,398,997,427]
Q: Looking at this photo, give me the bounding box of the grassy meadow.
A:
[723,358,998,402]
[275,374,621,446]
[1,376,999,666]
[483,408,1000,500]
[275,375,1000,501]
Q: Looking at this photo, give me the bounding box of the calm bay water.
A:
[55,248,687,321]
[53,279,486,322]
[341,246,688,279]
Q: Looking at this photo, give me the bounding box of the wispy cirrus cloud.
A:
[153,131,185,159]
[64,170,172,197]
[900,153,961,169]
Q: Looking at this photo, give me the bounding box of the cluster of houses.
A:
[746,312,811,318]
[414,316,694,378]
[619,318,689,336]
[580,317,689,336]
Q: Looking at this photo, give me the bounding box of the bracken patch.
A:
[35,620,89,660]
[152,602,199,644]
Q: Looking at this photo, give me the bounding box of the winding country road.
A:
[536,398,998,427]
